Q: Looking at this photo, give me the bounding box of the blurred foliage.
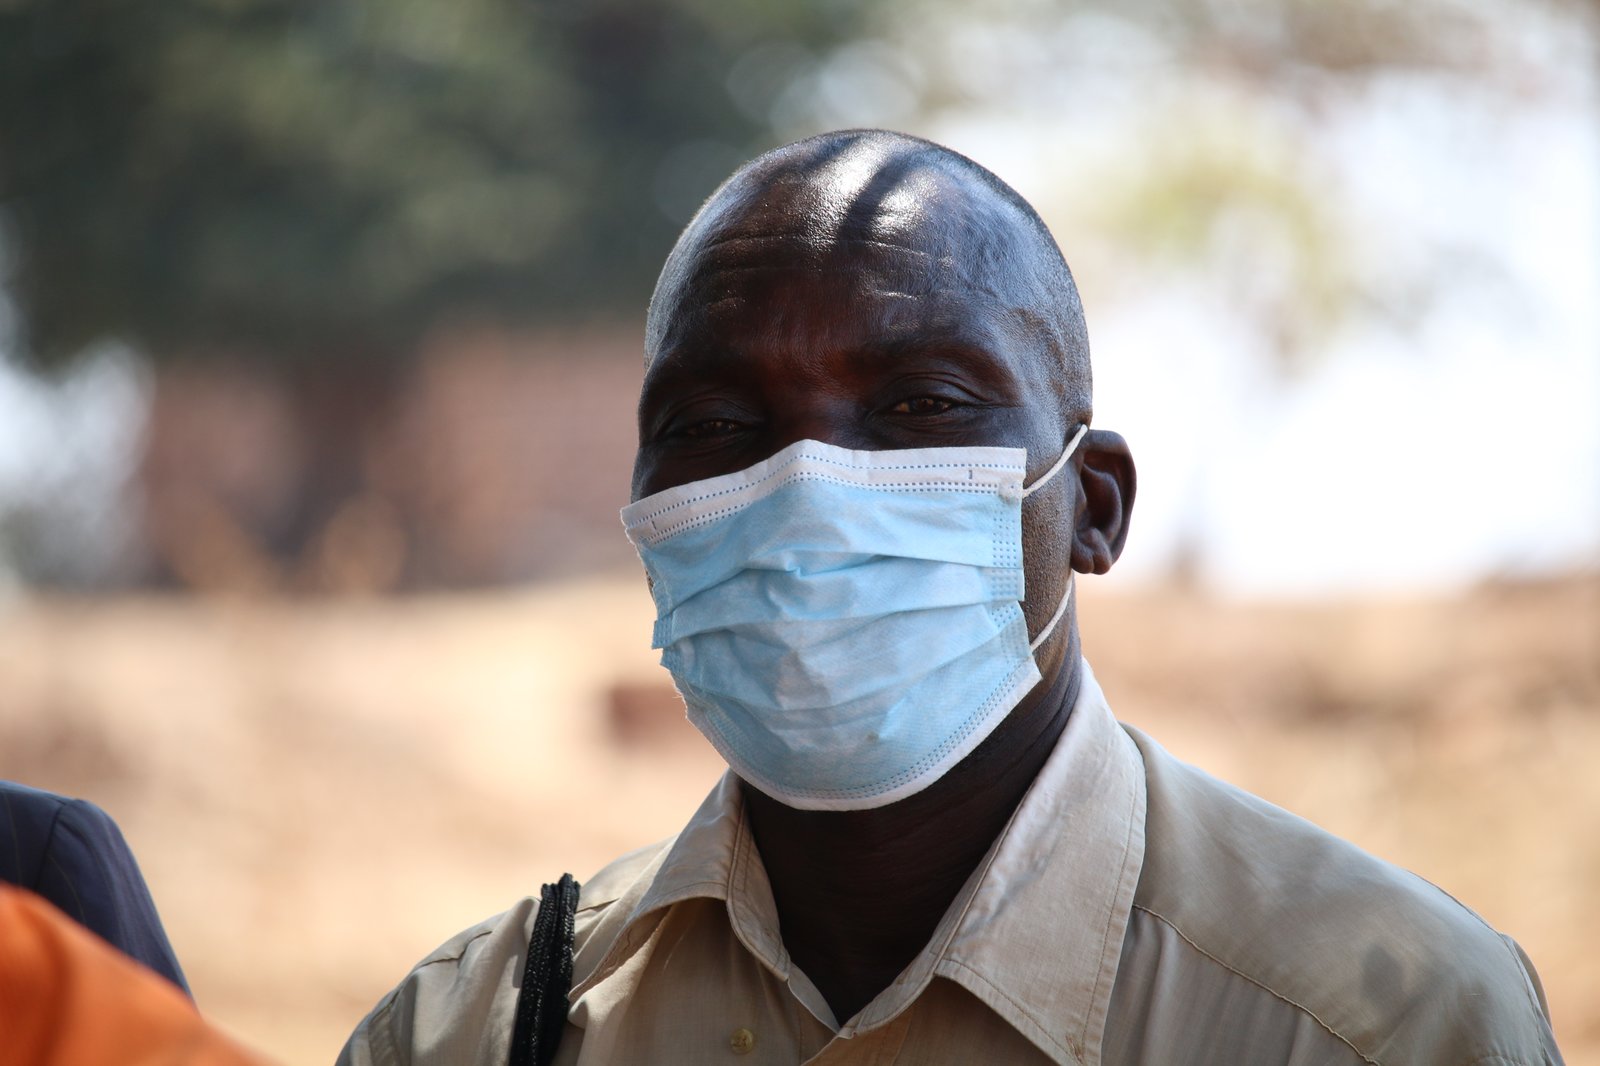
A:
[886,0,1593,374]
[1095,119,1352,365]
[0,0,861,366]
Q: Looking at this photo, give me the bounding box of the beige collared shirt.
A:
[340,665,1562,1065]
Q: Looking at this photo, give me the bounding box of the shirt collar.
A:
[930,659,1148,1065]
[572,660,1147,1066]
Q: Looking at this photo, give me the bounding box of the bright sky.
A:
[898,14,1600,598]
[1089,91,1597,596]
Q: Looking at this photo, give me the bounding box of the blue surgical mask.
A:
[621,425,1088,811]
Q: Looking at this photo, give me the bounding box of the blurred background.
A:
[0,0,1595,1061]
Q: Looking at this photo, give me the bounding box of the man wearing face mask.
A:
[339,131,1562,1065]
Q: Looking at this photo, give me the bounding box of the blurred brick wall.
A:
[138,327,647,592]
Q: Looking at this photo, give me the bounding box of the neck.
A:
[744,640,1084,1024]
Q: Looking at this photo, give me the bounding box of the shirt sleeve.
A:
[0,784,189,993]
[42,797,191,992]
[338,899,539,1066]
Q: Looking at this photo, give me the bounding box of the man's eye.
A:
[891,396,957,416]
[682,418,744,439]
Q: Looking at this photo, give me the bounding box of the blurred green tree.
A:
[0,0,860,587]
[0,0,859,366]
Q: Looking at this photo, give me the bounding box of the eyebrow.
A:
[855,335,1027,397]
[640,330,1025,425]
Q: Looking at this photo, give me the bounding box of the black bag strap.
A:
[508,873,581,1066]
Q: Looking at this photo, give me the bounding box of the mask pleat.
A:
[664,602,1022,710]
[639,477,1020,614]
[655,557,1024,646]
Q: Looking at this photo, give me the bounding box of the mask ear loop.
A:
[1021,423,1089,498]
[1029,575,1073,653]
[1022,422,1089,653]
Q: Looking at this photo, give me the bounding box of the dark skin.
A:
[632,134,1137,1024]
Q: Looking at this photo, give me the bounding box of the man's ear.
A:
[1071,429,1136,575]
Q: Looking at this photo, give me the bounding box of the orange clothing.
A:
[0,885,268,1066]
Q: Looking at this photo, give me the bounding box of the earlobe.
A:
[1072,528,1115,575]
[1071,429,1136,575]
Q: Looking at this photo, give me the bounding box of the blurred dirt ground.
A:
[1,574,1596,1064]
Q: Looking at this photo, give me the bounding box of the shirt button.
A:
[729,1027,756,1055]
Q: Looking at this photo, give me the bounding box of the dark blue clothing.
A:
[0,781,189,993]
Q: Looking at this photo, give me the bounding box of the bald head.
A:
[645,130,1092,421]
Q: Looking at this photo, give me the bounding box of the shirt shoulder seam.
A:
[418,891,634,973]
[1132,903,1381,1066]
[410,926,502,971]
[40,800,91,922]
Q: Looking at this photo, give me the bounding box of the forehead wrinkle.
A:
[673,237,949,321]
[677,235,1060,344]
[691,289,926,322]
[692,232,940,268]
[673,236,1046,356]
